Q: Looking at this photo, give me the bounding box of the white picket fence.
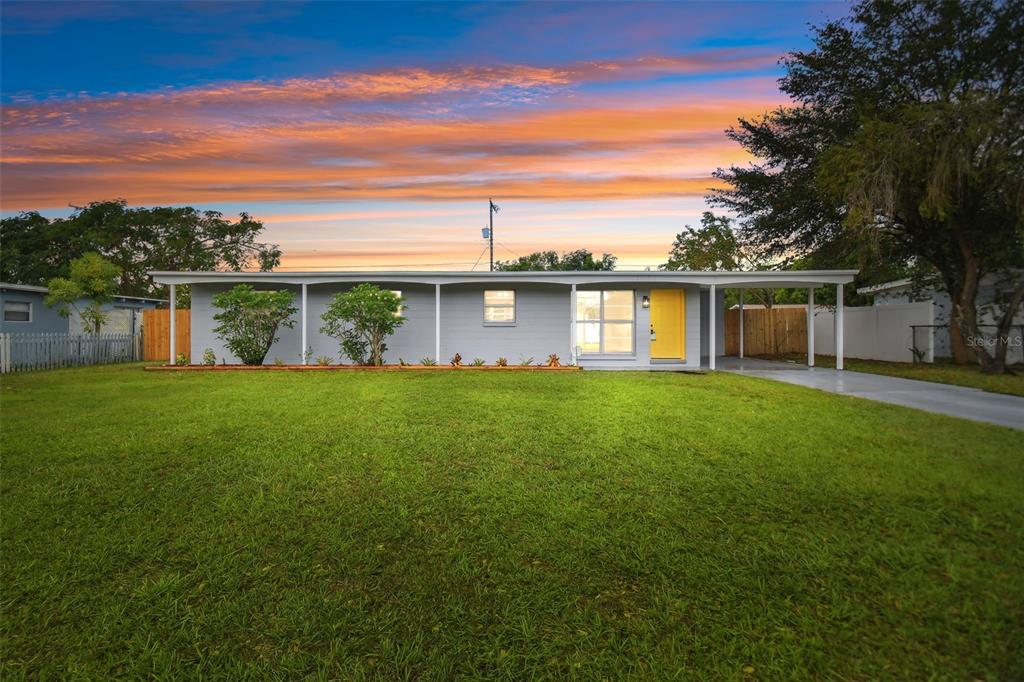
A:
[0,333,142,373]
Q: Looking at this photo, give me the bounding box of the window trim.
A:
[3,300,32,323]
[483,289,516,326]
[576,290,635,355]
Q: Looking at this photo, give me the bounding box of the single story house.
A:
[0,282,165,335]
[857,273,1024,362]
[151,269,857,370]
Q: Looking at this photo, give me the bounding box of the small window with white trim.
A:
[391,290,403,317]
[483,290,515,324]
[3,300,31,322]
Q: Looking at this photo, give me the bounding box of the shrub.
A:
[470,357,486,366]
[450,353,463,367]
[321,284,404,365]
[175,352,188,366]
[547,354,561,367]
[399,358,410,366]
[212,285,297,365]
[420,357,438,366]
[315,356,334,366]
[518,356,534,366]
[201,348,216,366]
[272,357,285,366]
[496,357,508,366]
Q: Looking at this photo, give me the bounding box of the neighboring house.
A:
[0,282,165,335]
[150,269,857,369]
[857,273,1024,361]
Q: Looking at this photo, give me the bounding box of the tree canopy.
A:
[711,0,1023,371]
[495,249,617,271]
[1,200,281,299]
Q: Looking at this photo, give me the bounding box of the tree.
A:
[818,96,1023,372]
[320,284,405,365]
[211,285,297,365]
[663,212,741,271]
[711,0,1023,371]
[496,249,617,271]
[0,200,281,302]
[44,253,121,333]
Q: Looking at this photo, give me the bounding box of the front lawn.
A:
[763,353,1024,397]
[2,365,1022,678]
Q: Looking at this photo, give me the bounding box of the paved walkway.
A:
[717,357,1024,430]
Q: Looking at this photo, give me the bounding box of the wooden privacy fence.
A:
[725,307,807,356]
[0,333,141,373]
[143,309,190,361]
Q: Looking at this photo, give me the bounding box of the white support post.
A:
[570,283,577,365]
[168,284,176,365]
[301,283,308,365]
[434,284,441,362]
[807,287,815,367]
[738,288,744,359]
[835,284,844,370]
[708,284,716,370]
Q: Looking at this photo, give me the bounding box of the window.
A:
[484,290,515,324]
[391,290,403,317]
[3,301,31,323]
[576,290,634,354]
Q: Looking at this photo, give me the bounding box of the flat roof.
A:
[149,269,859,289]
[0,282,166,303]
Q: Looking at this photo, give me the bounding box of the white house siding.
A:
[191,282,706,369]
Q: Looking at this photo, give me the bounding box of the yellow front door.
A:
[649,289,685,360]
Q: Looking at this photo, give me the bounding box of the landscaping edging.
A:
[145,364,581,372]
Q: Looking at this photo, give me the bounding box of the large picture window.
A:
[484,290,515,324]
[576,290,634,354]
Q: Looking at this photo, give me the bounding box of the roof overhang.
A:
[148,269,859,288]
[856,278,913,295]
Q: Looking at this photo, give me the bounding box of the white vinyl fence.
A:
[813,302,935,363]
[0,333,142,373]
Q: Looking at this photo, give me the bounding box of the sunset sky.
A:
[1,1,848,270]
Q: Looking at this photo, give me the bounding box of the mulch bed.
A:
[145,364,581,372]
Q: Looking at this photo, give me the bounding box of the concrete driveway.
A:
[717,357,1024,430]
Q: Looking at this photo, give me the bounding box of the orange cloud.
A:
[1,56,778,210]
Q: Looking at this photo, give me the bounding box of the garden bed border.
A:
[145,364,581,372]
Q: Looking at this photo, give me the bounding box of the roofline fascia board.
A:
[149,270,859,288]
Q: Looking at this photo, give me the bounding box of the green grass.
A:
[3,365,1023,679]
[763,353,1024,397]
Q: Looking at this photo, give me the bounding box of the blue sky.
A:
[1,1,849,269]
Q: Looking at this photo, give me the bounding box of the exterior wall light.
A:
[641,295,650,309]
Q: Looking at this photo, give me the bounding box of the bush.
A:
[518,356,534,366]
[175,352,188,366]
[212,285,297,365]
[496,357,508,366]
[201,348,216,366]
[420,357,438,366]
[321,284,404,365]
[450,353,463,367]
[315,356,334,366]
[471,358,486,366]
